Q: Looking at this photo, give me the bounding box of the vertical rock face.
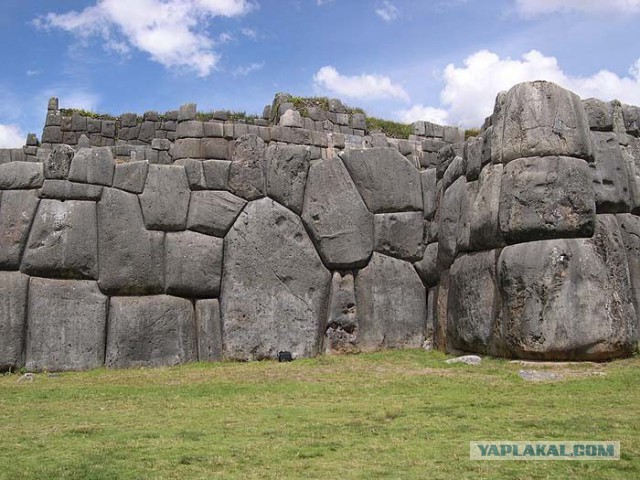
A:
[187,191,246,237]
[221,198,331,360]
[302,156,373,269]
[325,271,358,353]
[470,164,504,251]
[228,134,266,200]
[0,190,40,270]
[499,156,595,244]
[0,271,29,371]
[438,176,467,268]
[355,253,426,350]
[26,278,108,371]
[195,299,223,362]
[67,147,115,186]
[492,81,593,163]
[616,213,640,330]
[414,242,440,287]
[590,131,631,213]
[373,211,426,262]
[44,145,75,179]
[21,200,98,279]
[265,143,311,215]
[106,295,197,368]
[498,215,637,360]
[139,165,191,230]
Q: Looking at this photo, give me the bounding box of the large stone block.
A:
[106,295,197,368]
[447,250,500,355]
[590,131,631,213]
[470,164,504,251]
[499,156,595,244]
[437,176,467,268]
[302,156,374,269]
[165,231,223,298]
[492,81,593,163]
[228,134,266,200]
[38,180,102,200]
[0,162,44,189]
[187,191,246,237]
[0,189,40,269]
[202,160,231,190]
[173,138,202,159]
[497,215,637,360]
[0,272,29,371]
[221,198,331,360]
[421,168,437,220]
[67,147,115,186]
[340,148,422,213]
[201,138,230,160]
[44,145,75,179]
[97,188,164,295]
[413,242,440,287]
[139,165,190,230]
[25,278,108,371]
[21,200,98,279]
[616,213,640,333]
[355,253,427,350]
[373,211,425,262]
[265,143,311,214]
[195,299,223,362]
[325,271,358,353]
[173,159,206,190]
[622,137,640,213]
[582,98,614,131]
[112,161,149,194]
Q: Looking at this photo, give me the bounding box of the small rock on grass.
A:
[445,355,481,365]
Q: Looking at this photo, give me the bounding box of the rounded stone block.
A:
[0,271,29,371]
[373,211,426,262]
[67,147,115,186]
[228,134,266,201]
[187,191,246,237]
[139,164,191,231]
[0,189,40,270]
[265,143,311,215]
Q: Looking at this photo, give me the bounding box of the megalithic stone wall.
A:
[1,81,639,372]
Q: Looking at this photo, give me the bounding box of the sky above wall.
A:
[1,0,640,146]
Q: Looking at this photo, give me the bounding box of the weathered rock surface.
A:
[470,164,504,251]
[414,242,440,287]
[0,162,44,189]
[97,188,164,295]
[174,158,206,189]
[445,355,482,365]
[616,213,640,330]
[139,165,191,230]
[195,299,223,362]
[25,278,107,371]
[106,295,197,368]
[165,231,223,298]
[302,156,373,269]
[340,148,422,213]
[39,180,103,200]
[355,253,426,350]
[0,272,29,371]
[202,160,231,190]
[67,147,115,186]
[583,98,614,131]
[497,215,637,360]
[265,143,310,214]
[325,271,358,353]
[438,176,467,268]
[373,211,425,262]
[0,189,40,269]
[44,145,75,179]
[492,81,593,163]
[112,161,149,194]
[21,200,98,279]
[421,168,437,220]
[221,198,331,360]
[187,191,246,237]
[228,134,266,200]
[499,156,595,244]
[590,132,631,213]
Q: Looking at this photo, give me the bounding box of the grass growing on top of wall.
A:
[366,117,413,139]
[464,128,482,139]
[1,350,638,479]
[58,109,119,121]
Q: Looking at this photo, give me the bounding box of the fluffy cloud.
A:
[313,66,410,102]
[34,0,256,77]
[515,0,640,16]
[0,124,25,148]
[375,1,399,21]
[232,62,264,77]
[396,105,449,125]
[397,50,640,127]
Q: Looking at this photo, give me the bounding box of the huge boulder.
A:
[265,143,311,214]
[0,190,40,269]
[302,156,373,269]
[228,134,266,200]
[373,211,425,262]
[195,299,223,362]
[187,191,246,237]
[0,272,29,371]
[590,131,631,213]
[221,198,331,360]
[139,165,191,230]
[438,176,467,268]
[67,147,115,186]
[0,162,44,189]
[470,164,504,251]
[325,271,358,353]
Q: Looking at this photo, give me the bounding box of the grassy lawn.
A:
[0,350,638,479]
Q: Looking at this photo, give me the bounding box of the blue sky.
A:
[1,0,640,147]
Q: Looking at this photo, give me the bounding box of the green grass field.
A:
[0,350,638,479]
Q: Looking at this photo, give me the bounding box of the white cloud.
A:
[317,0,334,5]
[34,0,256,77]
[515,0,640,16]
[241,27,257,39]
[396,105,449,125]
[232,62,264,76]
[375,1,399,21]
[397,50,640,128]
[313,65,410,102]
[0,124,25,148]
[26,69,40,77]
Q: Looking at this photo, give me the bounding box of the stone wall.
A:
[1,80,639,372]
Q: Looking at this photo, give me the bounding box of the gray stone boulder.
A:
[0,272,29,371]
[340,148,422,213]
[325,271,358,353]
[583,98,614,131]
[464,135,484,181]
[25,278,108,371]
[443,156,466,191]
[139,165,191,230]
[492,81,593,163]
[590,132,631,213]
[202,160,231,190]
[280,109,302,128]
[355,253,427,350]
[21,200,98,279]
[165,231,223,298]
[265,143,311,214]
[67,147,115,186]
[622,137,640,213]
[616,213,640,329]
[44,145,75,179]
[447,250,500,355]
[499,156,595,244]
[0,162,44,189]
[497,215,637,360]
[373,212,425,262]
[221,198,331,360]
[39,180,103,200]
[421,168,437,220]
[195,299,223,362]
[301,156,374,269]
[228,134,266,200]
[434,271,450,350]
[174,158,206,190]
[413,242,440,287]
[438,176,467,268]
[470,164,504,251]
[0,190,40,269]
[445,355,482,365]
[187,191,246,237]
[106,295,197,368]
[97,188,164,295]
[112,161,149,194]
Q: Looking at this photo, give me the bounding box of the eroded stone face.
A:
[228,134,266,201]
[221,197,331,361]
[0,189,40,270]
[265,143,310,215]
[0,271,29,371]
